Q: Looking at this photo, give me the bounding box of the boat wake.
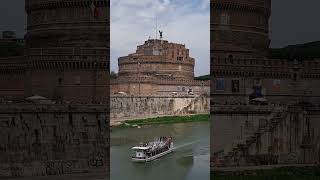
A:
[173,140,200,151]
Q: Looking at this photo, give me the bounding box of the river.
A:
[110,121,209,180]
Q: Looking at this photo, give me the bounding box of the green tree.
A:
[110,71,117,79]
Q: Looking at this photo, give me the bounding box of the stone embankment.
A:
[0,103,109,178]
[110,95,209,126]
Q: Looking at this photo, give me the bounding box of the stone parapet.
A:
[110,77,209,86]
[0,103,108,113]
[26,0,109,12]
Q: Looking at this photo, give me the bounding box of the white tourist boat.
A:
[131,137,174,162]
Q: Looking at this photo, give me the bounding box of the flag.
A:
[90,1,99,18]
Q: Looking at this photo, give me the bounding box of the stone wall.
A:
[212,0,271,57]
[118,39,195,80]
[0,57,26,101]
[110,95,209,123]
[25,0,109,103]
[0,104,109,178]
[211,105,274,154]
[211,77,320,105]
[211,104,320,167]
[110,77,210,96]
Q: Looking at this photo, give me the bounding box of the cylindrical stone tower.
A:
[118,39,195,80]
[25,0,109,103]
[211,0,271,58]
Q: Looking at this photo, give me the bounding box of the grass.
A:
[118,114,209,128]
[212,166,320,180]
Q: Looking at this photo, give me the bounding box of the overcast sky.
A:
[1,0,320,75]
[111,0,210,76]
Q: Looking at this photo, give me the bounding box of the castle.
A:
[111,37,209,96]
[0,0,109,104]
[211,0,320,169]
[0,0,110,178]
[211,0,320,105]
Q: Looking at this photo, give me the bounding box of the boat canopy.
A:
[251,97,268,102]
[132,146,150,150]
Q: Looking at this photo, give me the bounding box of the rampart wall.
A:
[0,104,109,178]
[110,96,209,124]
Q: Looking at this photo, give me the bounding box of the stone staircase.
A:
[177,95,209,114]
[221,109,289,166]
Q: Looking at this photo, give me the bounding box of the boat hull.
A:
[132,148,174,162]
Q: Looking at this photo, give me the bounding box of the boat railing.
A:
[132,156,146,159]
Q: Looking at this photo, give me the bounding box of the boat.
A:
[131,137,174,162]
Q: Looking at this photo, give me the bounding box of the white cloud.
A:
[111,0,209,76]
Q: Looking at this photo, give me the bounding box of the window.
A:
[220,13,230,25]
[232,79,240,93]
[216,78,225,91]
[228,55,233,64]
[177,57,183,61]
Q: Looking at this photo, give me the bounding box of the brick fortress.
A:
[211,0,320,105]
[0,0,109,104]
[211,0,320,169]
[0,0,110,178]
[111,36,210,96]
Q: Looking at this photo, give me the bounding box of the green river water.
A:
[110,121,209,180]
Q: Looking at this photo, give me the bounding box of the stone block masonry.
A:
[110,95,209,124]
[0,104,109,178]
[211,104,320,167]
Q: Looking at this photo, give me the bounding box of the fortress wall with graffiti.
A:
[211,105,320,167]
[110,95,209,124]
[0,104,109,178]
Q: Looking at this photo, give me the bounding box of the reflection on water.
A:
[177,155,194,167]
[111,122,209,180]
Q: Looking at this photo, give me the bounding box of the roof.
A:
[251,97,268,102]
[132,146,150,150]
[26,95,47,100]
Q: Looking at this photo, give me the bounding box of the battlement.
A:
[212,0,270,14]
[118,55,194,65]
[26,0,109,12]
[212,57,320,79]
[111,76,209,86]
[137,39,186,50]
[28,47,107,56]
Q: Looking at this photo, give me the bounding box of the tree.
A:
[110,71,117,79]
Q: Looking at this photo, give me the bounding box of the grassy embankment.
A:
[212,166,320,180]
[119,114,209,128]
